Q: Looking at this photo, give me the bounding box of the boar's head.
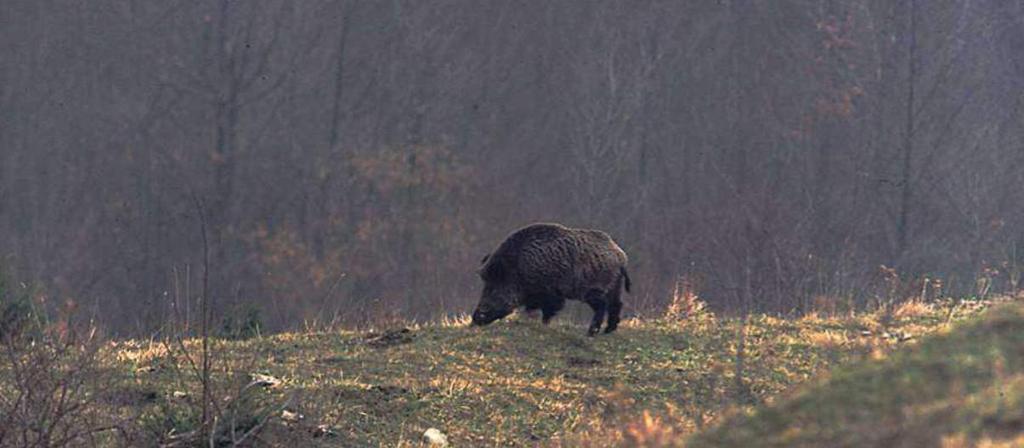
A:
[471,254,519,326]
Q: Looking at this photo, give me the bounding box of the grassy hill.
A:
[67,298,995,447]
[687,301,1024,448]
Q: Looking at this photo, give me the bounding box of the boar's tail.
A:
[620,266,632,293]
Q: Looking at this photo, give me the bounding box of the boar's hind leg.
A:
[541,297,565,325]
[604,291,623,334]
[584,290,607,336]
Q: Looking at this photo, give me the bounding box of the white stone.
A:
[250,373,283,388]
[423,428,448,446]
[281,409,304,422]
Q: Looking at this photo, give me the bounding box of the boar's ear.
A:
[479,257,505,281]
[476,254,491,278]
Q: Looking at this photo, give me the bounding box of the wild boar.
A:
[471,223,631,336]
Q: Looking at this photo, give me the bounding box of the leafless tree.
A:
[1,0,1021,334]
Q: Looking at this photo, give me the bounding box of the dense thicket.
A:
[2,1,1022,334]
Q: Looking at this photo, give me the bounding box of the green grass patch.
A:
[688,302,1024,448]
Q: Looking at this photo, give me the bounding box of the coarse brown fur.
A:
[471,223,631,335]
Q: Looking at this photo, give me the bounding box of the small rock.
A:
[311,424,337,438]
[281,409,304,423]
[371,384,408,396]
[367,328,414,348]
[171,391,188,399]
[423,428,448,446]
[316,355,346,364]
[250,373,283,388]
[566,356,601,367]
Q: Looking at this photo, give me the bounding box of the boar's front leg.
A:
[541,297,566,325]
[584,289,607,336]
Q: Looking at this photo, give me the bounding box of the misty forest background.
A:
[3,1,1024,335]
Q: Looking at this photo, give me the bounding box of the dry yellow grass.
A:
[892,299,934,319]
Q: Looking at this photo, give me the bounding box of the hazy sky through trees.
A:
[2,1,1023,334]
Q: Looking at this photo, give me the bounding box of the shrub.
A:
[0,308,115,446]
[220,305,264,340]
[0,267,41,340]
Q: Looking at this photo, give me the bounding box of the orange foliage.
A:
[348,145,475,197]
[621,411,679,447]
[248,225,344,326]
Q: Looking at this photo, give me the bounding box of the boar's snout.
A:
[471,308,502,326]
[472,282,517,326]
[471,310,487,326]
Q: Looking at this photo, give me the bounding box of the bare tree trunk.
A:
[897,0,918,261]
[313,7,353,259]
